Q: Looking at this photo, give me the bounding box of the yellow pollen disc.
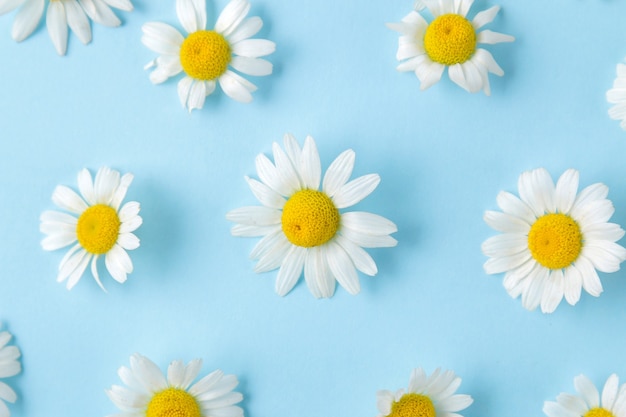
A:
[146,388,202,417]
[76,204,121,255]
[423,14,477,65]
[281,190,340,248]
[179,30,231,81]
[527,213,583,270]
[387,393,436,417]
[584,408,615,417]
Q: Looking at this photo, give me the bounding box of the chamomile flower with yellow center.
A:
[482,168,626,313]
[226,134,398,298]
[142,0,275,112]
[40,166,142,290]
[106,354,243,417]
[0,0,133,55]
[0,330,20,417]
[377,367,473,417]
[544,374,626,417]
[387,0,514,95]
[607,60,626,130]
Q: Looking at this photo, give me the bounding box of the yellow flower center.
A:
[423,14,477,65]
[527,213,583,270]
[281,190,340,248]
[387,393,436,417]
[146,388,202,417]
[584,408,615,417]
[179,30,231,80]
[76,204,121,255]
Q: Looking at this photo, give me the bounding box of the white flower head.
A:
[106,354,243,417]
[544,374,626,417]
[0,330,21,417]
[387,0,514,95]
[40,166,142,291]
[607,60,626,130]
[376,367,473,417]
[0,0,133,56]
[142,0,275,112]
[482,168,626,313]
[227,134,398,298]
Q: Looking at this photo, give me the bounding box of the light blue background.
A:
[1,0,626,416]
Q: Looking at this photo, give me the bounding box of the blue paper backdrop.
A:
[1,0,626,416]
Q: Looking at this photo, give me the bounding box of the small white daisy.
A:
[0,330,21,417]
[482,168,626,313]
[607,60,626,130]
[544,374,626,417]
[377,367,473,417]
[226,134,398,298]
[40,166,142,291]
[106,353,243,417]
[387,0,514,95]
[0,0,133,56]
[142,0,275,112]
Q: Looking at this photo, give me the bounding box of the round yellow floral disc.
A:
[281,189,340,248]
[388,393,436,417]
[423,14,477,65]
[76,204,120,255]
[145,387,202,417]
[179,30,232,80]
[527,213,583,269]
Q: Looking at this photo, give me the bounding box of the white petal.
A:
[230,56,272,76]
[335,234,377,276]
[275,246,306,296]
[181,359,202,389]
[110,172,133,211]
[555,169,579,214]
[187,79,207,112]
[219,71,255,103]
[0,382,16,403]
[176,0,203,34]
[574,256,603,297]
[11,0,44,42]
[141,22,183,55]
[326,241,360,295]
[65,0,91,44]
[167,360,186,387]
[94,166,120,205]
[341,211,397,236]
[477,29,515,45]
[339,228,398,249]
[46,1,68,55]
[563,266,583,305]
[575,374,600,408]
[215,0,249,37]
[105,244,133,283]
[540,269,564,313]
[602,374,619,410]
[102,0,132,11]
[117,233,140,250]
[226,206,281,226]
[231,38,275,58]
[131,354,168,392]
[226,16,261,44]
[177,76,194,109]
[483,210,531,234]
[332,174,380,209]
[189,369,223,397]
[303,246,324,298]
[322,149,355,198]
[472,5,499,29]
[299,136,321,190]
[0,0,26,15]
[79,0,120,27]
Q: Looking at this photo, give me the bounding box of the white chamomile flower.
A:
[387,0,514,95]
[0,331,20,417]
[142,0,275,112]
[0,0,133,55]
[607,60,626,130]
[544,374,626,417]
[40,166,142,291]
[106,354,243,417]
[376,367,473,417]
[226,134,398,298]
[482,168,626,313]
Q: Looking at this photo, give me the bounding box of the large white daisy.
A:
[106,354,243,417]
[544,374,626,417]
[40,166,142,290]
[377,367,473,417]
[0,330,21,417]
[482,168,626,313]
[387,0,514,95]
[0,0,133,55]
[607,60,626,130]
[142,0,275,112]
[226,134,398,298]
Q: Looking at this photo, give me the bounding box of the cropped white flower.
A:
[106,354,243,417]
[40,167,142,290]
[607,60,626,130]
[0,0,133,55]
[0,331,21,417]
[482,168,626,313]
[142,0,275,112]
[544,374,626,417]
[387,0,514,95]
[377,367,473,417]
[227,134,397,298]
